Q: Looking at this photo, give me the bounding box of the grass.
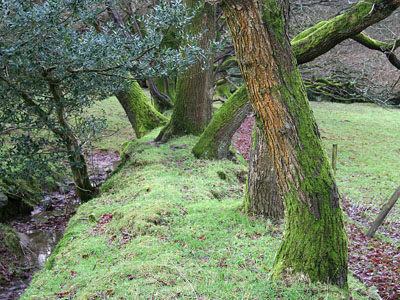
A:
[90,96,135,151]
[311,102,400,223]
[20,128,371,300]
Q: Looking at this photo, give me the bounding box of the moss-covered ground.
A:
[22,124,373,299]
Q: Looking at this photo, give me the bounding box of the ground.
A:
[3,98,400,300]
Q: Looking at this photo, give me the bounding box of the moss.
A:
[260,0,285,42]
[220,56,238,70]
[215,82,232,99]
[255,1,348,287]
[0,224,22,256]
[291,21,327,43]
[192,86,248,159]
[45,232,76,270]
[269,64,348,287]
[124,82,168,138]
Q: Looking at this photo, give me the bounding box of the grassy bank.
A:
[21,127,370,299]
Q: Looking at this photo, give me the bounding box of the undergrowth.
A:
[22,129,373,300]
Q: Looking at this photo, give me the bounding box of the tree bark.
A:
[221,0,348,287]
[66,139,95,203]
[156,1,216,142]
[117,81,168,138]
[192,87,251,159]
[48,80,95,203]
[244,125,284,219]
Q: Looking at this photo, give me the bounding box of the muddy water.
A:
[0,150,120,300]
[18,231,64,267]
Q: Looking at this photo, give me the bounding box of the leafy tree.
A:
[0,0,202,202]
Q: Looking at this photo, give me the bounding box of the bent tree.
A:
[220,0,348,286]
[116,81,168,139]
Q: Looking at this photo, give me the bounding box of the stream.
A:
[0,150,120,300]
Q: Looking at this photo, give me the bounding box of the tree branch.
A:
[291,0,400,64]
[352,33,400,69]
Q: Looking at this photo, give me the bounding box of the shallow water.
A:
[18,231,64,267]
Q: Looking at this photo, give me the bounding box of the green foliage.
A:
[21,129,372,300]
[0,0,203,186]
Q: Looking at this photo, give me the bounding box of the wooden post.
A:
[332,144,338,175]
[367,186,400,238]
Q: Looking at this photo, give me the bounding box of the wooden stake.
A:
[332,144,338,175]
[367,186,400,238]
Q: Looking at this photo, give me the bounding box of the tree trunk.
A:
[48,81,95,203]
[221,0,348,287]
[66,140,95,203]
[147,79,173,112]
[244,125,284,219]
[193,0,400,159]
[192,87,251,159]
[117,81,168,138]
[156,1,216,142]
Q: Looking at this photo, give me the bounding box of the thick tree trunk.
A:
[156,1,216,142]
[117,81,168,138]
[221,0,348,287]
[244,125,284,219]
[192,87,251,159]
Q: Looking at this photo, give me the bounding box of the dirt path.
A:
[232,115,400,300]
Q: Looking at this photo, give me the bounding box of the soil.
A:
[0,150,120,300]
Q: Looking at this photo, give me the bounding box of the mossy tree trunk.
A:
[117,81,168,139]
[156,1,216,142]
[221,0,348,286]
[195,0,400,221]
[192,87,251,159]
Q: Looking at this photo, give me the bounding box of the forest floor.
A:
[20,128,372,300]
[20,98,400,300]
[5,99,400,299]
